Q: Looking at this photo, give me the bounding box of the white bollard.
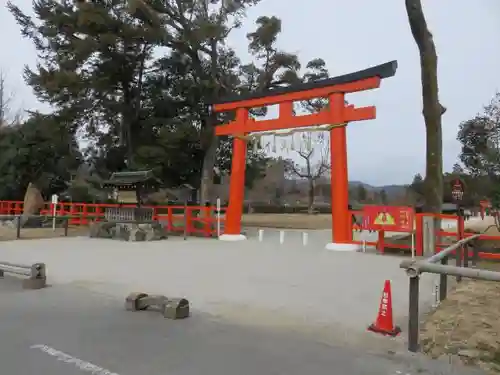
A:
[279,230,285,245]
[362,230,369,252]
[302,232,308,246]
[258,229,264,242]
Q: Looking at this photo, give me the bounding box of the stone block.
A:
[90,221,168,241]
[22,277,46,290]
[129,227,146,241]
[163,298,190,320]
[125,292,190,320]
[125,292,149,311]
[20,182,44,227]
[116,224,131,241]
[89,222,115,238]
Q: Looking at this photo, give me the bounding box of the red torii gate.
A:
[212,61,397,250]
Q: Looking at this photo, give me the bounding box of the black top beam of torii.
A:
[211,60,398,105]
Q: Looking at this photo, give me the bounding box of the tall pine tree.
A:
[8,0,162,168]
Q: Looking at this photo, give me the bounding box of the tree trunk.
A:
[121,84,135,169]
[199,37,221,206]
[307,179,315,214]
[199,128,218,205]
[405,0,446,214]
[125,117,134,168]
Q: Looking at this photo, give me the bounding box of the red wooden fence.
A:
[0,201,226,237]
[1,201,500,257]
[349,209,500,260]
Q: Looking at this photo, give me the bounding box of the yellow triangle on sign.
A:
[374,212,395,226]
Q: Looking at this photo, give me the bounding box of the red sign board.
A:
[451,178,465,202]
[362,205,414,232]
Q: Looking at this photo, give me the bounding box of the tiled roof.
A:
[102,170,162,186]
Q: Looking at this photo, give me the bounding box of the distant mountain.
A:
[290,178,407,198]
[349,181,407,198]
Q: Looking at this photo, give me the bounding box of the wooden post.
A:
[82,204,88,225]
[16,215,21,239]
[377,230,385,254]
[167,207,173,232]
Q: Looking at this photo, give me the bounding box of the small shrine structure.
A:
[102,170,162,222]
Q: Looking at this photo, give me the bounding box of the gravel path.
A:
[0,275,486,375]
[0,236,439,348]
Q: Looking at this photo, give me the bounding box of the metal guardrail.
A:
[399,233,500,352]
[0,261,47,289]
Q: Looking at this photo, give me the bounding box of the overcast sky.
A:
[1,0,500,186]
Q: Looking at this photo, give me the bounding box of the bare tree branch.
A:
[0,68,21,127]
[289,133,331,212]
[297,149,313,160]
[289,161,308,179]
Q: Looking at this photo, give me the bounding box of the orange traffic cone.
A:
[368,280,401,336]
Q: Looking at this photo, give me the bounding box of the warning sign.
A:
[362,206,414,232]
[373,212,395,226]
[451,178,465,203]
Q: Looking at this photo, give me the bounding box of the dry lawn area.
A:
[0,226,88,241]
[239,213,500,231]
[409,218,500,374]
[420,271,500,375]
[419,215,500,375]
[0,214,328,241]
[241,213,331,229]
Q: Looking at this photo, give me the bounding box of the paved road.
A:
[0,236,441,342]
[0,278,485,375]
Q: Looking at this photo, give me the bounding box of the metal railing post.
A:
[455,240,462,282]
[400,233,481,352]
[16,215,21,239]
[463,243,470,268]
[64,217,69,237]
[472,241,479,267]
[439,256,448,301]
[408,275,420,352]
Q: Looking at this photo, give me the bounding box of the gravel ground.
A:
[0,274,486,375]
[0,235,439,350]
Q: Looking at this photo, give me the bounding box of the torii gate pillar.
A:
[211,61,398,250]
[328,93,351,249]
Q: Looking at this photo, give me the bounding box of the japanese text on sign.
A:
[380,291,389,317]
